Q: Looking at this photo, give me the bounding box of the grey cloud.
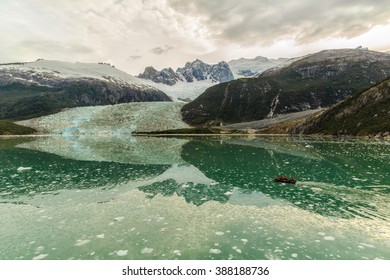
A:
[150,45,174,55]
[167,0,390,45]
[127,55,142,61]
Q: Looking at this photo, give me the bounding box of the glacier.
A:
[18,102,190,135]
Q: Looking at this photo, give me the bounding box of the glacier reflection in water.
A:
[0,135,389,260]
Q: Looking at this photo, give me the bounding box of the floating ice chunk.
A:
[232,246,242,253]
[114,217,124,222]
[75,240,91,246]
[324,236,335,241]
[216,214,223,218]
[318,232,326,236]
[173,250,181,256]
[224,191,233,196]
[215,231,224,236]
[17,166,32,172]
[291,253,298,258]
[359,243,375,248]
[209,248,221,254]
[33,254,48,260]
[117,250,128,256]
[141,247,154,254]
[241,239,248,244]
[96,234,105,239]
[36,246,44,252]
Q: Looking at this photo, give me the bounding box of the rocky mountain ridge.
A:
[181,48,390,126]
[138,59,234,86]
[0,60,171,120]
[283,78,390,136]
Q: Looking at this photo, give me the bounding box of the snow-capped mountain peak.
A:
[1,59,156,89]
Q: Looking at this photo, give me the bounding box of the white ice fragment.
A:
[216,214,224,218]
[33,254,48,260]
[141,247,154,254]
[75,240,91,246]
[96,234,105,239]
[114,216,124,222]
[36,246,44,252]
[215,231,224,236]
[291,253,298,258]
[17,166,32,172]
[318,232,326,236]
[224,191,233,196]
[241,239,248,244]
[359,243,375,248]
[173,250,181,256]
[117,250,128,256]
[324,236,335,241]
[209,248,221,254]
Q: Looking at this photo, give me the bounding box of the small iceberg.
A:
[17,166,32,172]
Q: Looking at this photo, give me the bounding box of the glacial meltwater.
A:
[0,136,389,260]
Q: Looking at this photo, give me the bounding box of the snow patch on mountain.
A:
[0,59,158,91]
[18,102,190,134]
[228,56,291,78]
[141,79,218,102]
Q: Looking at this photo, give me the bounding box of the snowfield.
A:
[18,102,190,134]
[141,79,219,102]
[1,60,160,91]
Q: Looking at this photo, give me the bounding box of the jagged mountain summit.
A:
[138,59,234,102]
[181,48,390,126]
[0,60,171,120]
[138,59,234,85]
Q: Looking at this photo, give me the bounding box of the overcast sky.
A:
[1,0,390,74]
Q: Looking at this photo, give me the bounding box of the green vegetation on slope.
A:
[0,80,171,120]
[0,120,36,135]
[261,78,390,136]
[297,79,390,135]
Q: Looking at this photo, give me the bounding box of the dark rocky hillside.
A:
[0,61,171,120]
[285,78,390,136]
[181,49,390,126]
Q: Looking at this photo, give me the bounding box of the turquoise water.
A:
[0,136,389,260]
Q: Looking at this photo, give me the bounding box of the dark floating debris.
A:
[274,176,297,184]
